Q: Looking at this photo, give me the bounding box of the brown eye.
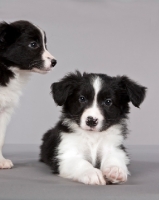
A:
[104,99,112,106]
[28,41,39,49]
[79,95,86,103]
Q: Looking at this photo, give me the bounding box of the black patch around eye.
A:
[28,41,39,49]
[79,95,87,103]
[104,99,112,106]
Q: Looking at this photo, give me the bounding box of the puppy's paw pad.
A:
[103,166,127,183]
[78,168,106,185]
[0,159,13,169]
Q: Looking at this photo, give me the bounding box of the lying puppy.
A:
[0,20,56,169]
[40,71,146,185]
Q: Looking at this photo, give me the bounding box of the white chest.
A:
[58,124,124,166]
[0,69,30,110]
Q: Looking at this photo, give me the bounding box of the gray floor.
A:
[0,145,158,200]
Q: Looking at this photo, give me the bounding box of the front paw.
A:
[77,168,106,185]
[0,158,14,169]
[102,166,128,184]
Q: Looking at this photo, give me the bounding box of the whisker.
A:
[29,60,43,69]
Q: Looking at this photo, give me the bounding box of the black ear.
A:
[0,22,8,43]
[51,71,82,106]
[51,82,74,106]
[0,22,19,49]
[120,76,147,108]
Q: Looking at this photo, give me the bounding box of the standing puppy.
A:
[40,71,146,185]
[0,20,57,169]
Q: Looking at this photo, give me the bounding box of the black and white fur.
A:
[40,71,146,185]
[0,20,56,169]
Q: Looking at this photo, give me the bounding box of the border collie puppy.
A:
[0,20,56,169]
[40,71,146,185]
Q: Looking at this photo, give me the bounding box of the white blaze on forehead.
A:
[39,28,54,60]
[33,25,55,70]
[89,76,103,117]
[93,76,101,98]
[40,29,46,51]
[33,24,46,51]
[80,76,104,131]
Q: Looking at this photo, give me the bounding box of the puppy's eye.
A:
[104,99,112,106]
[79,95,86,103]
[28,41,39,49]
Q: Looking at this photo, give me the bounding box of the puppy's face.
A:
[52,72,146,132]
[0,20,56,73]
[78,77,122,131]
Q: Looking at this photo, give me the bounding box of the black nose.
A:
[51,59,57,67]
[86,116,98,127]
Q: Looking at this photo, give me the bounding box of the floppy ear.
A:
[51,81,75,106]
[0,22,8,42]
[51,71,82,106]
[0,22,19,49]
[120,76,147,108]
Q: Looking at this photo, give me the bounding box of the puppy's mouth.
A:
[31,67,52,74]
[29,60,52,74]
[80,125,100,132]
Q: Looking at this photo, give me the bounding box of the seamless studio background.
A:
[0,0,158,145]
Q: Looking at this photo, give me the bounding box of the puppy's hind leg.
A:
[0,108,14,169]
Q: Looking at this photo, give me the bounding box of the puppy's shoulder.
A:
[42,119,73,142]
[0,63,15,86]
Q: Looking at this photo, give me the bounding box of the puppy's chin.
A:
[80,125,100,132]
[31,67,52,74]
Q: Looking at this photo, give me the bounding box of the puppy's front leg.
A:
[0,108,14,169]
[100,147,130,184]
[59,157,106,185]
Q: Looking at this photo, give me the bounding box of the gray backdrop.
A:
[0,0,158,145]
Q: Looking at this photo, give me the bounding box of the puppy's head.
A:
[51,71,146,132]
[0,20,56,73]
